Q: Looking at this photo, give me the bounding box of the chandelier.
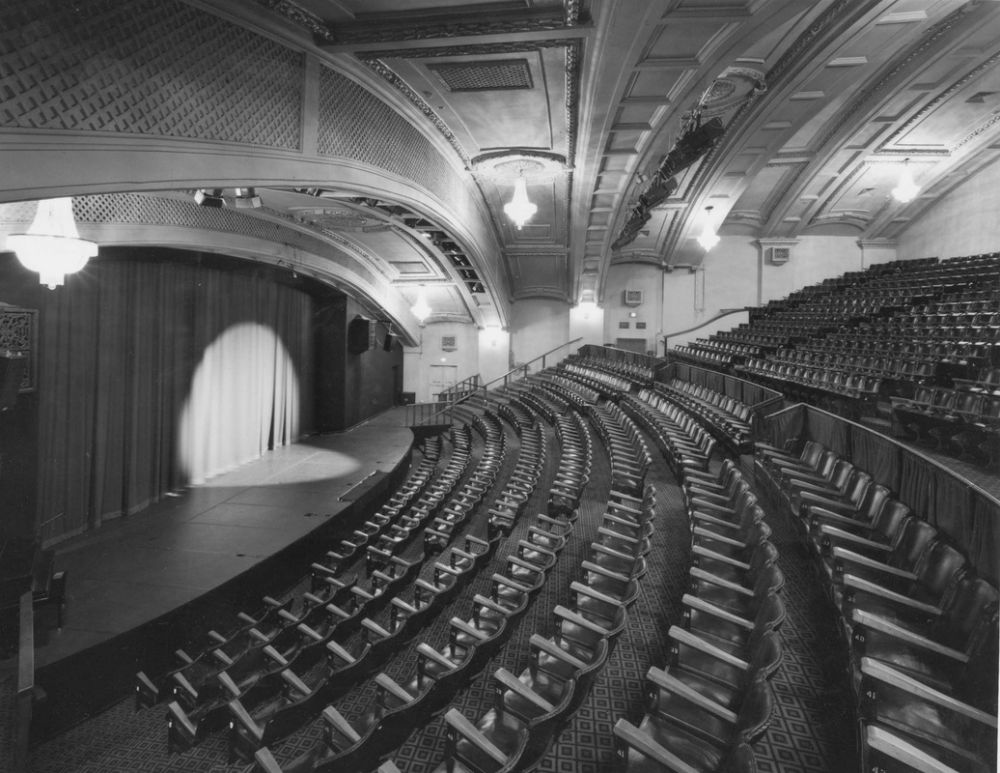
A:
[503,177,537,230]
[7,197,98,289]
[411,295,431,324]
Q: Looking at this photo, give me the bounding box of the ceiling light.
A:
[696,205,720,251]
[892,158,919,203]
[503,177,537,230]
[411,295,431,324]
[7,197,98,289]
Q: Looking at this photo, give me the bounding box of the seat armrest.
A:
[832,548,917,582]
[529,634,588,670]
[818,525,890,553]
[692,545,750,571]
[861,657,998,726]
[682,594,753,630]
[689,567,752,596]
[252,747,285,773]
[322,704,362,743]
[444,709,509,765]
[864,725,963,773]
[843,576,941,616]
[613,719,701,773]
[225,699,263,742]
[646,666,738,724]
[493,668,555,712]
[850,609,967,663]
[668,625,748,670]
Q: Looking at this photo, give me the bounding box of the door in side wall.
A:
[429,364,458,402]
[615,337,648,355]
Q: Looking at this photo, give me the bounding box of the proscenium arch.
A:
[0,0,510,335]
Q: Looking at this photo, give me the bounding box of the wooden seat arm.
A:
[861,657,998,726]
[850,610,966,663]
[668,625,748,670]
[492,668,554,712]
[613,719,700,773]
[444,708,508,766]
[646,666,738,723]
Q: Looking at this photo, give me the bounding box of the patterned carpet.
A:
[26,402,858,773]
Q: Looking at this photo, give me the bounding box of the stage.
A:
[29,407,415,739]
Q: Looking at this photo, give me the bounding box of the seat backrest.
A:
[888,518,937,570]
[869,499,912,542]
[912,540,968,601]
[746,629,783,682]
[936,576,1000,651]
[734,680,774,744]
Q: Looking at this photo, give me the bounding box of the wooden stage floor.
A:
[34,408,414,671]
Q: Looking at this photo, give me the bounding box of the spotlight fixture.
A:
[7,197,98,289]
[503,176,537,230]
[229,187,262,209]
[892,158,919,203]
[696,205,720,251]
[193,188,225,208]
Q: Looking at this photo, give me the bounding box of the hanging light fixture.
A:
[503,176,537,230]
[411,295,431,324]
[892,158,919,203]
[696,205,720,251]
[7,197,98,289]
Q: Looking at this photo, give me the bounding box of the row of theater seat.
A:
[674,254,1000,417]
[754,440,999,772]
[621,389,716,481]
[235,384,595,771]
[133,433,445,712]
[433,485,656,773]
[614,463,784,772]
[568,353,655,385]
[159,420,489,754]
[891,385,1000,467]
[653,379,753,454]
[147,411,502,757]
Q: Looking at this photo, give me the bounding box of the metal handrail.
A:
[479,337,584,394]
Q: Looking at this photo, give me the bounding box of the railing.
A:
[478,337,584,395]
[404,400,455,429]
[758,403,1000,583]
[577,343,659,371]
[437,373,481,403]
[662,307,750,350]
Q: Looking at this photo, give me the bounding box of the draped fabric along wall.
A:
[36,259,314,544]
[758,404,1000,583]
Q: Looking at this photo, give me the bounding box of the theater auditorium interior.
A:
[0,1,999,771]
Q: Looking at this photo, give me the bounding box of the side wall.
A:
[898,159,1000,258]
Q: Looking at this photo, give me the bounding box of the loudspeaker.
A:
[383,333,394,352]
[348,317,370,354]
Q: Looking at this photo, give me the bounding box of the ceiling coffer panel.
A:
[428,59,534,91]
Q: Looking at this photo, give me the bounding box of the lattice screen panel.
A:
[0,195,379,286]
[428,60,533,91]
[317,67,460,210]
[0,0,303,148]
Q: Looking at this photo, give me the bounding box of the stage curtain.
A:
[37,259,313,543]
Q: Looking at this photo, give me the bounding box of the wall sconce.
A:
[7,197,98,289]
[503,176,537,230]
[411,295,431,324]
[696,205,720,251]
[892,158,919,203]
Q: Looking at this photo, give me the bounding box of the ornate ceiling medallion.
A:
[471,151,568,183]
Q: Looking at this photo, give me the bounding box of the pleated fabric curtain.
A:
[37,259,313,544]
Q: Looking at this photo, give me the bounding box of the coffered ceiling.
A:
[245,0,1000,312]
[3,0,999,334]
